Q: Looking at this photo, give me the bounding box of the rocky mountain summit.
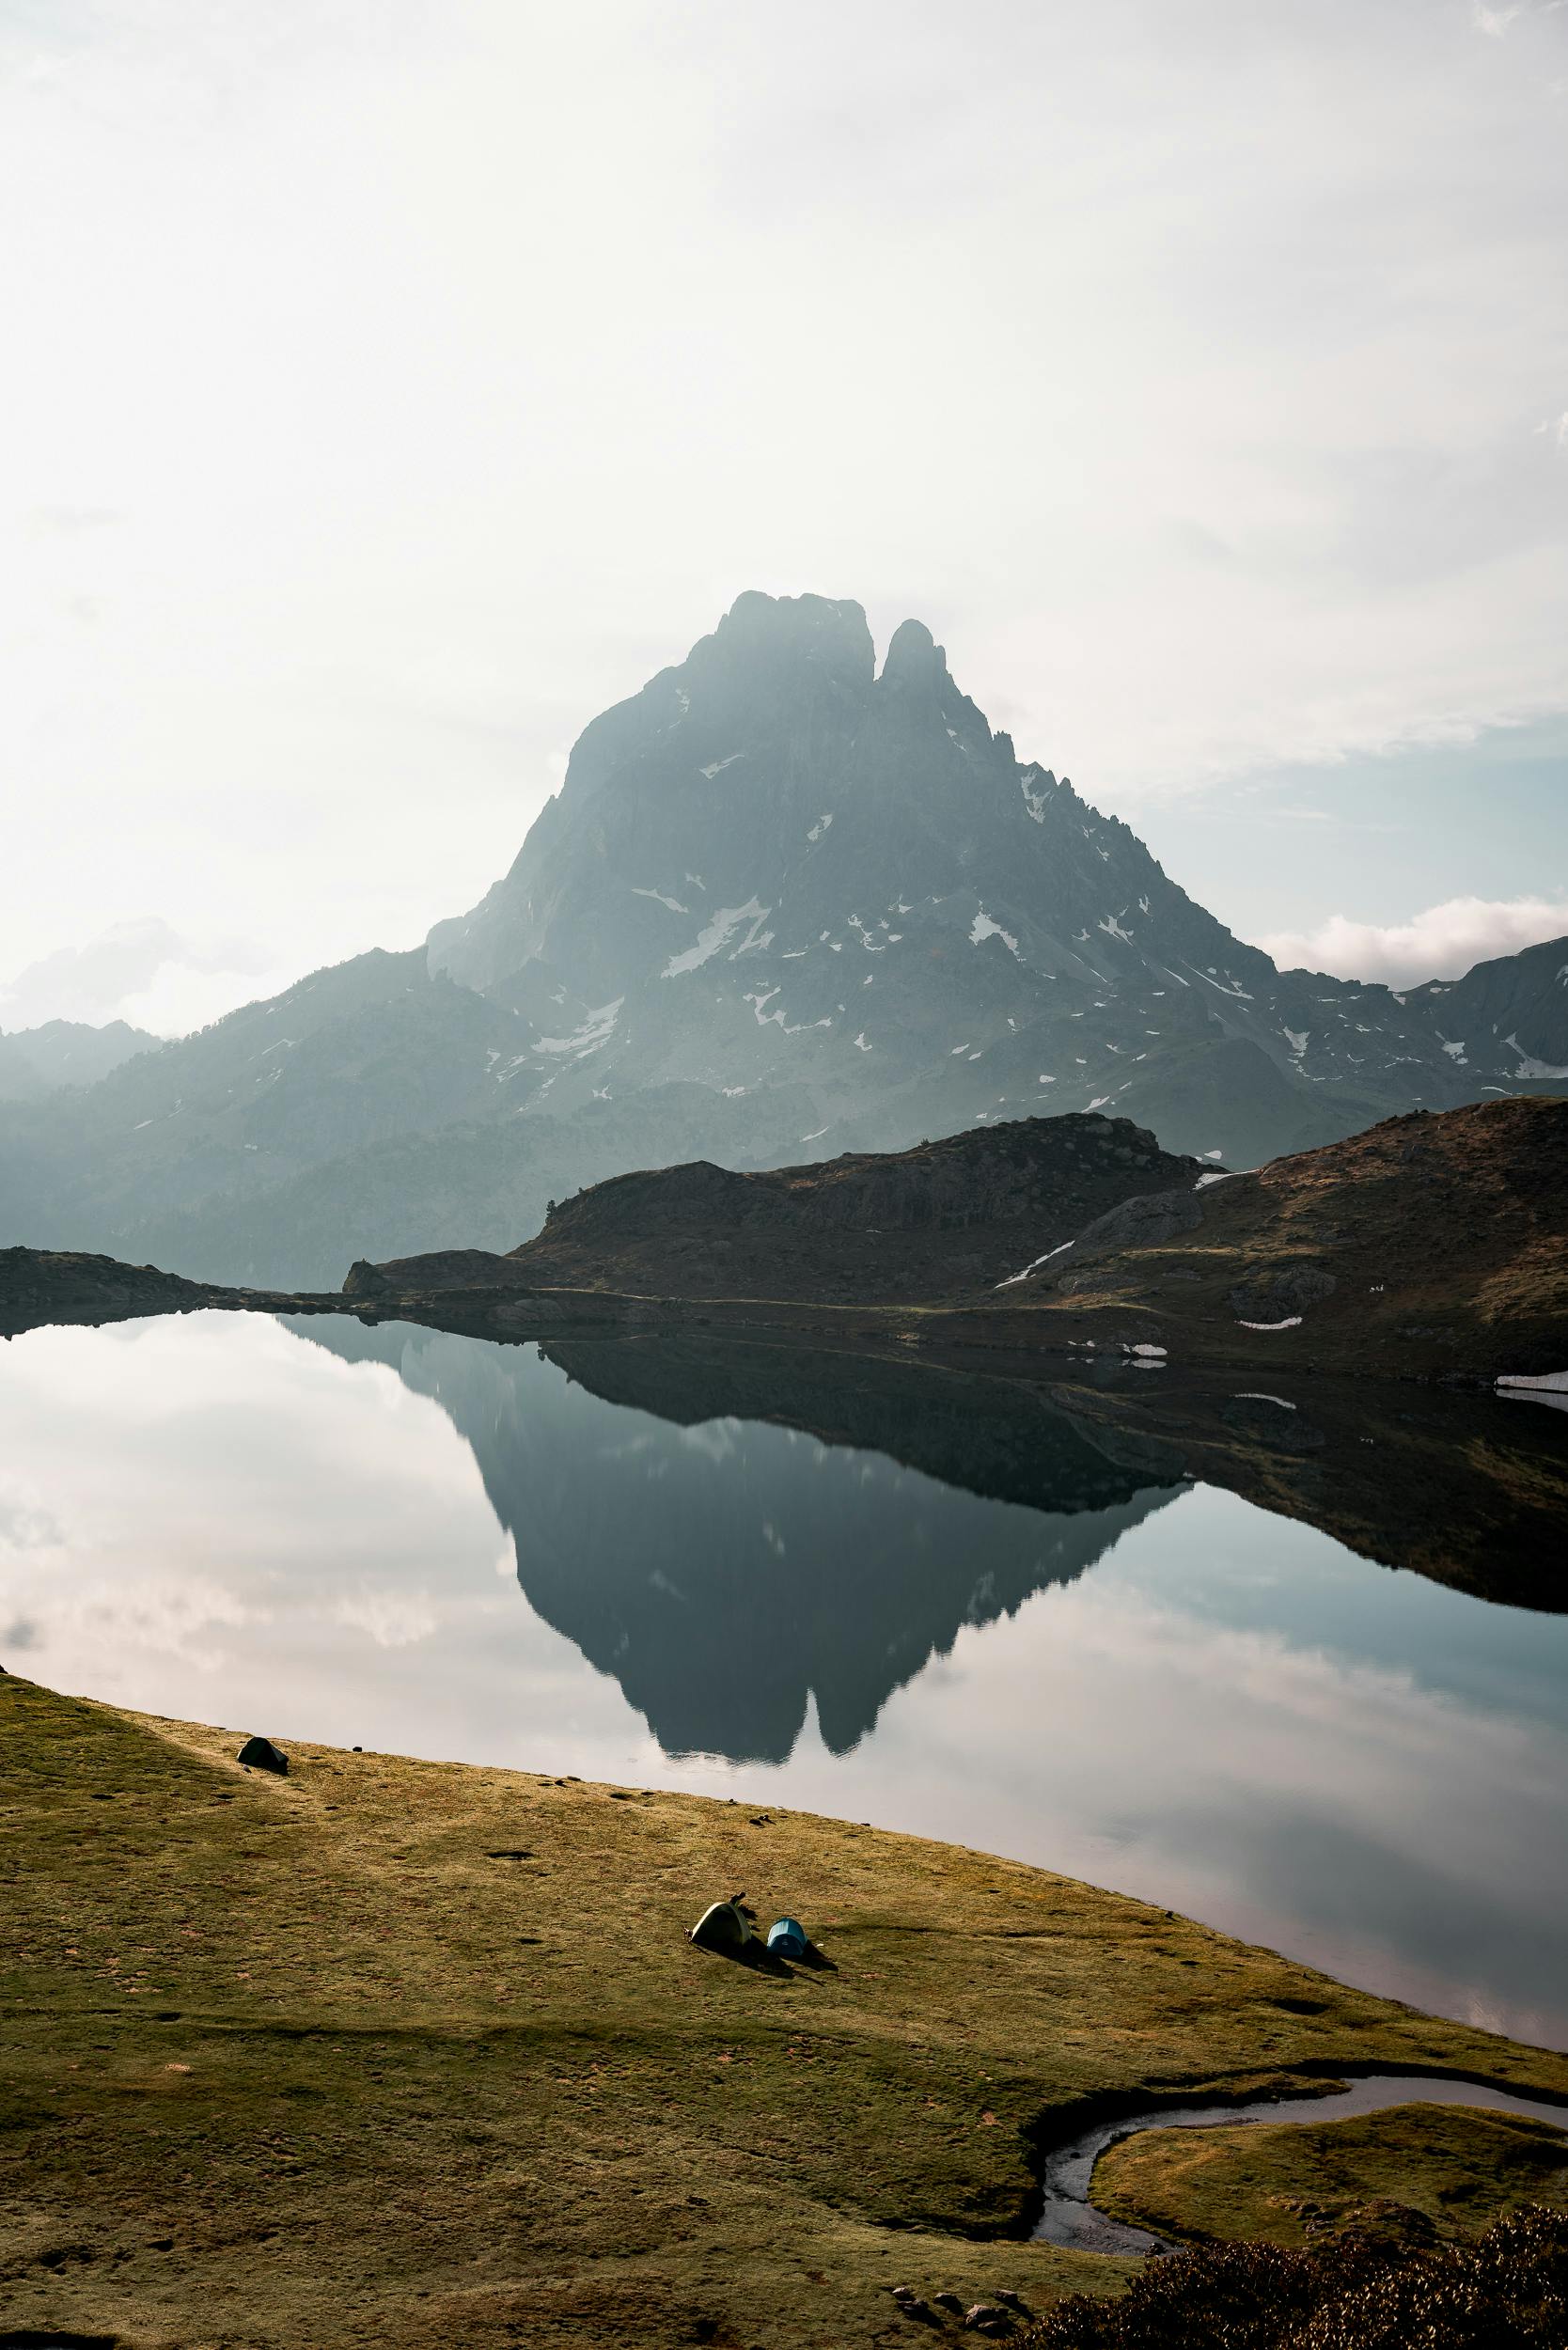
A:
[431,590,1568,1168]
[2,591,1563,1289]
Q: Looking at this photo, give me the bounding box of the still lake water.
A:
[3,1309,1565,2049]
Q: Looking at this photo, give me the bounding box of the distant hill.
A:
[2,591,1563,1286]
[0,1017,154,1101]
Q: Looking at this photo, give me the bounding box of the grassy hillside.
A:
[4,1674,1566,2349]
[1094,2101,1568,2248]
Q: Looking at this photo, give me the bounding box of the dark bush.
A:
[1020,2204,1568,2349]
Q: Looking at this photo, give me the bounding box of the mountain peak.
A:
[879,617,946,690]
[704,589,873,681]
[424,592,1568,1173]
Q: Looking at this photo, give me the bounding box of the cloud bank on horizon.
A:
[1,0,1565,1020]
[0,920,290,1040]
[13,887,1560,1044]
[1257,894,1568,990]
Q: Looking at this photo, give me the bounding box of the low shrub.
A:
[1022,2203,1568,2348]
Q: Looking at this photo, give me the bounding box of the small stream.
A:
[1033,2072,1568,2253]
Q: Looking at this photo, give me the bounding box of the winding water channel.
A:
[1033,2073,1568,2252]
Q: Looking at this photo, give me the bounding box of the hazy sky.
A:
[4,0,1566,1032]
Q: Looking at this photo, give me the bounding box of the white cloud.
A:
[1257,893,1568,985]
[333,1589,441,1650]
[0,917,286,1037]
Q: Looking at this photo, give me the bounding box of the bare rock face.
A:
[1054,1183,1208,1277]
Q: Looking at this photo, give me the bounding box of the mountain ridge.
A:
[1,590,1563,1287]
[0,1015,155,1101]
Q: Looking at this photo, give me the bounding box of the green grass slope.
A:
[4,1675,1566,2349]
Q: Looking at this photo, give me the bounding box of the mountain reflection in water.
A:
[306,1318,1568,1757]
[3,1309,1565,2047]
[307,1320,1190,1763]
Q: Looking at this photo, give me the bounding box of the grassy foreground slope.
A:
[3,1675,1566,2350]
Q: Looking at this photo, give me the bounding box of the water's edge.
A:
[1031,2069,1568,2254]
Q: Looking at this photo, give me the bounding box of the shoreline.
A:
[0,1246,1543,1391]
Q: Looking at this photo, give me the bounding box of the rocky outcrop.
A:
[357,1112,1206,1305]
[343,1249,533,1296]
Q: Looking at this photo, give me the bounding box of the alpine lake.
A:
[5,1305,1566,2055]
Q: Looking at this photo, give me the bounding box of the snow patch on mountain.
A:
[1189,965,1255,1001]
[744,987,832,1037]
[996,1238,1075,1289]
[971,910,1023,959]
[535,998,623,1058]
[1504,1032,1568,1079]
[664,900,772,979]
